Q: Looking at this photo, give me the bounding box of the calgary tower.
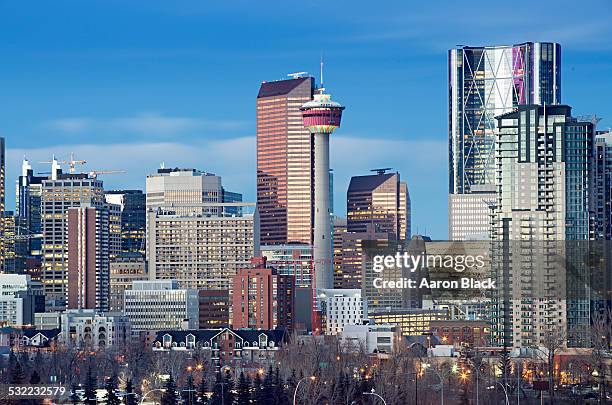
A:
[301,80,344,290]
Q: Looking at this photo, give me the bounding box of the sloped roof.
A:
[153,328,286,345]
[23,329,61,339]
[257,77,312,99]
[348,173,395,193]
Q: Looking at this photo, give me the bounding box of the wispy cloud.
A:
[6,135,449,238]
[45,113,248,136]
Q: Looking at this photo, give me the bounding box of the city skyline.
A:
[1,1,611,239]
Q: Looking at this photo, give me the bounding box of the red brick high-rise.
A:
[232,257,295,331]
[67,206,111,311]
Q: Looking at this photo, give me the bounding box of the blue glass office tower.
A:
[449,43,561,240]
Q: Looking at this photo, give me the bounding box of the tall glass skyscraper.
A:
[256,76,315,245]
[448,43,561,240]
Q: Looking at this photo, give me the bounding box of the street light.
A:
[292,376,316,405]
[492,380,510,405]
[139,388,166,405]
[363,388,387,405]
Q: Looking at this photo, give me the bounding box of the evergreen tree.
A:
[252,371,264,404]
[273,367,288,405]
[69,383,80,405]
[182,374,197,405]
[29,370,41,384]
[104,375,121,405]
[83,366,97,405]
[205,371,235,405]
[209,372,224,405]
[261,366,275,403]
[9,359,26,384]
[286,369,297,391]
[222,370,235,405]
[236,372,251,405]
[198,376,209,404]
[161,375,179,405]
[125,379,136,405]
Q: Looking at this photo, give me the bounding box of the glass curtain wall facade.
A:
[256,77,315,245]
[449,42,561,194]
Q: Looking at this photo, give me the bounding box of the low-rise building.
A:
[0,327,61,352]
[60,309,130,349]
[152,328,285,369]
[368,308,448,336]
[339,323,401,354]
[0,274,44,327]
[318,289,366,335]
[429,320,490,347]
[124,280,198,333]
[35,312,61,329]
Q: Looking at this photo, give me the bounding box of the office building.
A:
[147,203,255,290]
[60,309,131,349]
[0,138,5,272]
[0,274,44,327]
[369,308,449,337]
[104,190,146,255]
[146,168,241,217]
[429,320,490,347]
[198,289,230,329]
[339,324,401,354]
[41,161,105,309]
[332,216,347,288]
[260,244,313,287]
[594,131,612,240]
[124,280,199,333]
[35,312,61,330]
[67,205,118,311]
[1,212,28,274]
[449,42,561,240]
[347,171,410,238]
[16,158,46,258]
[491,104,595,348]
[232,257,295,331]
[317,289,366,336]
[109,254,147,313]
[339,171,410,289]
[257,76,315,246]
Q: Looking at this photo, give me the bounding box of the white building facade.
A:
[318,289,366,335]
[123,280,199,333]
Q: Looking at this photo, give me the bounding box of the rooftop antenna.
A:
[320,55,324,88]
[160,161,165,169]
[370,168,393,175]
[287,72,308,79]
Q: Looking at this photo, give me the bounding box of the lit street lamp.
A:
[292,376,316,405]
[362,389,387,405]
[139,388,166,405]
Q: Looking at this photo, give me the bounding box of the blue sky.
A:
[1,0,611,238]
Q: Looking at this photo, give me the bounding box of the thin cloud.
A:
[45,113,248,136]
[6,135,448,238]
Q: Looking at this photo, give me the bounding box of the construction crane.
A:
[87,169,127,179]
[39,152,86,174]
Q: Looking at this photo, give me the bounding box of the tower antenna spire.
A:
[320,55,324,88]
